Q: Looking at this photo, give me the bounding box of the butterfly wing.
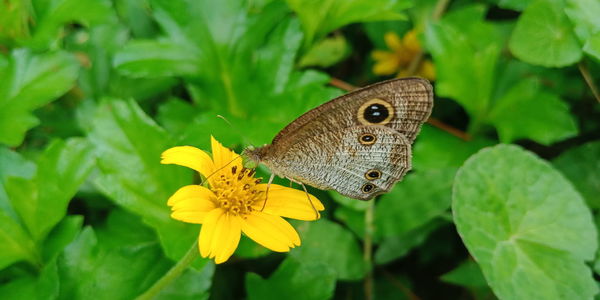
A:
[266,126,411,200]
[271,77,432,145]
[255,77,432,200]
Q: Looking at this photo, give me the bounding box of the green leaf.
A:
[58,210,213,300]
[0,0,31,45]
[298,35,350,68]
[27,0,115,49]
[6,139,94,243]
[88,98,197,260]
[70,24,178,102]
[114,0,159,38]
[375,169,454,238]
[0,210,39,269]
[453,144,598,299]
[412,125,494,170]
[234,236,271,259]
[113,40,201,77]
[0,147,36,216]
[290,219,366,280]
[116,0,340,143]
[246,257,336,300]
[42,216,83,263]
[286,0,410,48]
[440,260,487,288]
[177,70,340,148]
[424,5,503,120]
[155,263,215,300]
[425,5,579,144]
[488,78,578,145]
[553,141,600,209]
[509,0,582,67]
[0,147,38,269]
[329,191,371,211]
[0,260,59,299]
[584,32,600,61]
[334,205,366,239]
[375,219,444,264]
[496,0,533,11]
[0,49,79,146]
[157,97,200,135]
[564,0,600,42]
[175,110,249,149]
[363,20,412,49]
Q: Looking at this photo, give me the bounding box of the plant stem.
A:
[427,117,471,141]
[381,269,422,300]
[363,200,375,300]
[405,0,451,76]
[136,240,199,300]
[432,0,451,20]
[578,62,600,103]
[329,77,358,92]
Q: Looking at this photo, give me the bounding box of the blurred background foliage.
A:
[0,0,599,299]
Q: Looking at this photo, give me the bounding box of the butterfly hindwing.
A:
[266,126,411,200]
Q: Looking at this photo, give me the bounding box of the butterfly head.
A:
[242,144,271,165]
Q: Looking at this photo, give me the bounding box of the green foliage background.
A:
[1,0,599,299]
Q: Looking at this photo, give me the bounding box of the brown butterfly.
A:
[245,77,433,200]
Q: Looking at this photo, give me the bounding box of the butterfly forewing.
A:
[271,77,432,144]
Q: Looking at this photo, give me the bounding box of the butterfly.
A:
[245,77,433,200]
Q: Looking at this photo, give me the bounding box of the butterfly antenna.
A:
[216,115,254,148]
[199,155,243,186]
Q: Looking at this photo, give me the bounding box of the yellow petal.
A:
[210,136,242,169]
[397,69,410,78]
[254,184,323,221]
[168,185,217,224]
[417,60,436,81]
[384,31,403,52]
[371,50,394,61]
[402,30,422,53]
[241,211,300,252]
[213,214,242,264]
[373,57,400,76]
[161,146,214,178]
[199,208,224,258]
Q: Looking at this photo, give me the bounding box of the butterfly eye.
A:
[365,169,382,180]
[361,183,375,193]
[358,133,377,145]
[357,98,394,125]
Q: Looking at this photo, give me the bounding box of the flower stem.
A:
[136,239,199,300]
[363,200,375,300]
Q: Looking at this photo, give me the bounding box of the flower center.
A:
[211,166,263,217]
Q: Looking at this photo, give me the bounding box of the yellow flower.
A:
[371,30,436,80]
[161,137,324,264]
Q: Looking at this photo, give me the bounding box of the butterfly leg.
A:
[260,173,275,212]
[300,182,320,220]
[287,177,320,220]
